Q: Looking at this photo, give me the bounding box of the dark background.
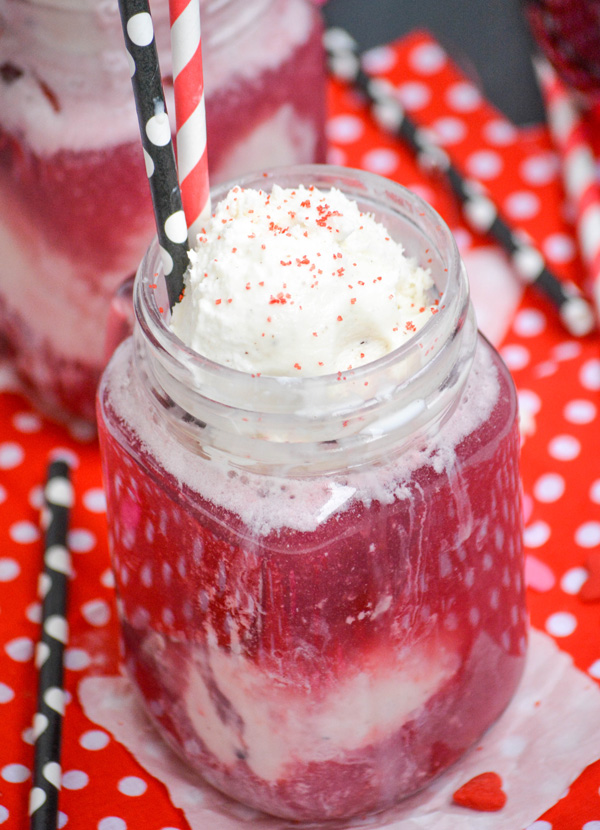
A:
[322,0,545,126]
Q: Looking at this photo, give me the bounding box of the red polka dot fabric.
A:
[1,29,600,829]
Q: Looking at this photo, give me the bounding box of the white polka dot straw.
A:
[323,26,595,338]
[169,0,211,243]
[118,0,189,309]
[30,459,74,830]
[536,56,600,323]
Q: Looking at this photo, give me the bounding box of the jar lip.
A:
[135,164,464,396]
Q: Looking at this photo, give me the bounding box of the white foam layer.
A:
[0,0,313,156]
[105,334,499,536]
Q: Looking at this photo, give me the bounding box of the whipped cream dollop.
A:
[170,184,437,376]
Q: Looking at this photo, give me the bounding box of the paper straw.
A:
[118,0,189,309]
[324,27,596,338]
[169,0,211,243]
[535,56,600,322]
[29,459,74,830]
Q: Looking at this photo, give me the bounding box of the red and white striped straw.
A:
[536,56,600,321]
[169,0,211,244]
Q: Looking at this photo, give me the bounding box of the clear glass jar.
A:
[97,165,527,822]
[0,0,325,422]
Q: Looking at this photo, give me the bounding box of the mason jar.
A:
[97,165,527,821]
[0,0,325,422]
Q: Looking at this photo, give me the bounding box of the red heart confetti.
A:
[579,551,600,603]
[452,771,507,812]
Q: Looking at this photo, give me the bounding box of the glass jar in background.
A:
[522,0,600,103]
[97,165,527,821]
[0,0,325,422]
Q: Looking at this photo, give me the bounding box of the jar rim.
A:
[134,164,465,403]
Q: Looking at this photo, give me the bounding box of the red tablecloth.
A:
[1,30,600,830]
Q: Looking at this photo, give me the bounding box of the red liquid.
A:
[98,337,526,821]
[0,7,325,421]
[523,0,600,101]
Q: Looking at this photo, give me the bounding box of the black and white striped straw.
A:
[29,459,74,830]
[119,0,189,309]
[324,26,596,338]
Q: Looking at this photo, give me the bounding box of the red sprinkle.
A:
[452,772,507,812]
[294,363,301,370]
[337,315,343,322]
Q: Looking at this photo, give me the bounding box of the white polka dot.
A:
[590,479,600,503]
[9,521,40,544]
[580,358,600,391]
[534,360,558,379]
[534,472,565,503]
[58,812,68,829]
[64,648,91,671]
[525,822,553,830]
[548,434,581,461]
[1,763,30,783]
[145,112,171,147]
[561,566,588,595]
[396,81,430,110]
[0,559,20,582]
[588,659,600,679]
[0,806,9,823]
[483,119,517,146]
[575,521,600,548]
[504,191,541,221]
[520,152,559,185]
[545,611,577,637]
[361,45,396,74]
[518,390,542,418]
[164,210,187,245]
[62,770,89,790]
[118,776,148,796]
[553,341,582,361]
[500,344,530,371]
[445,81,482,112]
[126,11,154,46]
[101,568,115,589]
[583,822,600,830]
[159,245,174,277]
[98,818,127,830]
[451,227,472,252]
[524,520,551,548]
[0,484,6,504]
[143,147,154,177]
[80,730,110,751]
[5,637,34,662]
[514,308,546,338]
[465,150,503,180]
[360,148,399,175]
[68,528,96,553]
[26,602,42,624]
[22,726,34,745]
[12,412,42,433]
[0,683,15,703]
[564,398,596,424]
[326,114,364,144]
[81,599,111,627]
[542,232,576,263]
[83,488,107,513]
[431,116,467,145]
[0,442,24,469]
[409,41,446,74]
[404,183,436,205]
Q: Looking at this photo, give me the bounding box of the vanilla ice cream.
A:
[170,184,437,376]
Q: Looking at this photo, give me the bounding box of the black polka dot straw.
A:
[324,26,596,338]
[118,0,189,309]
[29,459,73,830]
